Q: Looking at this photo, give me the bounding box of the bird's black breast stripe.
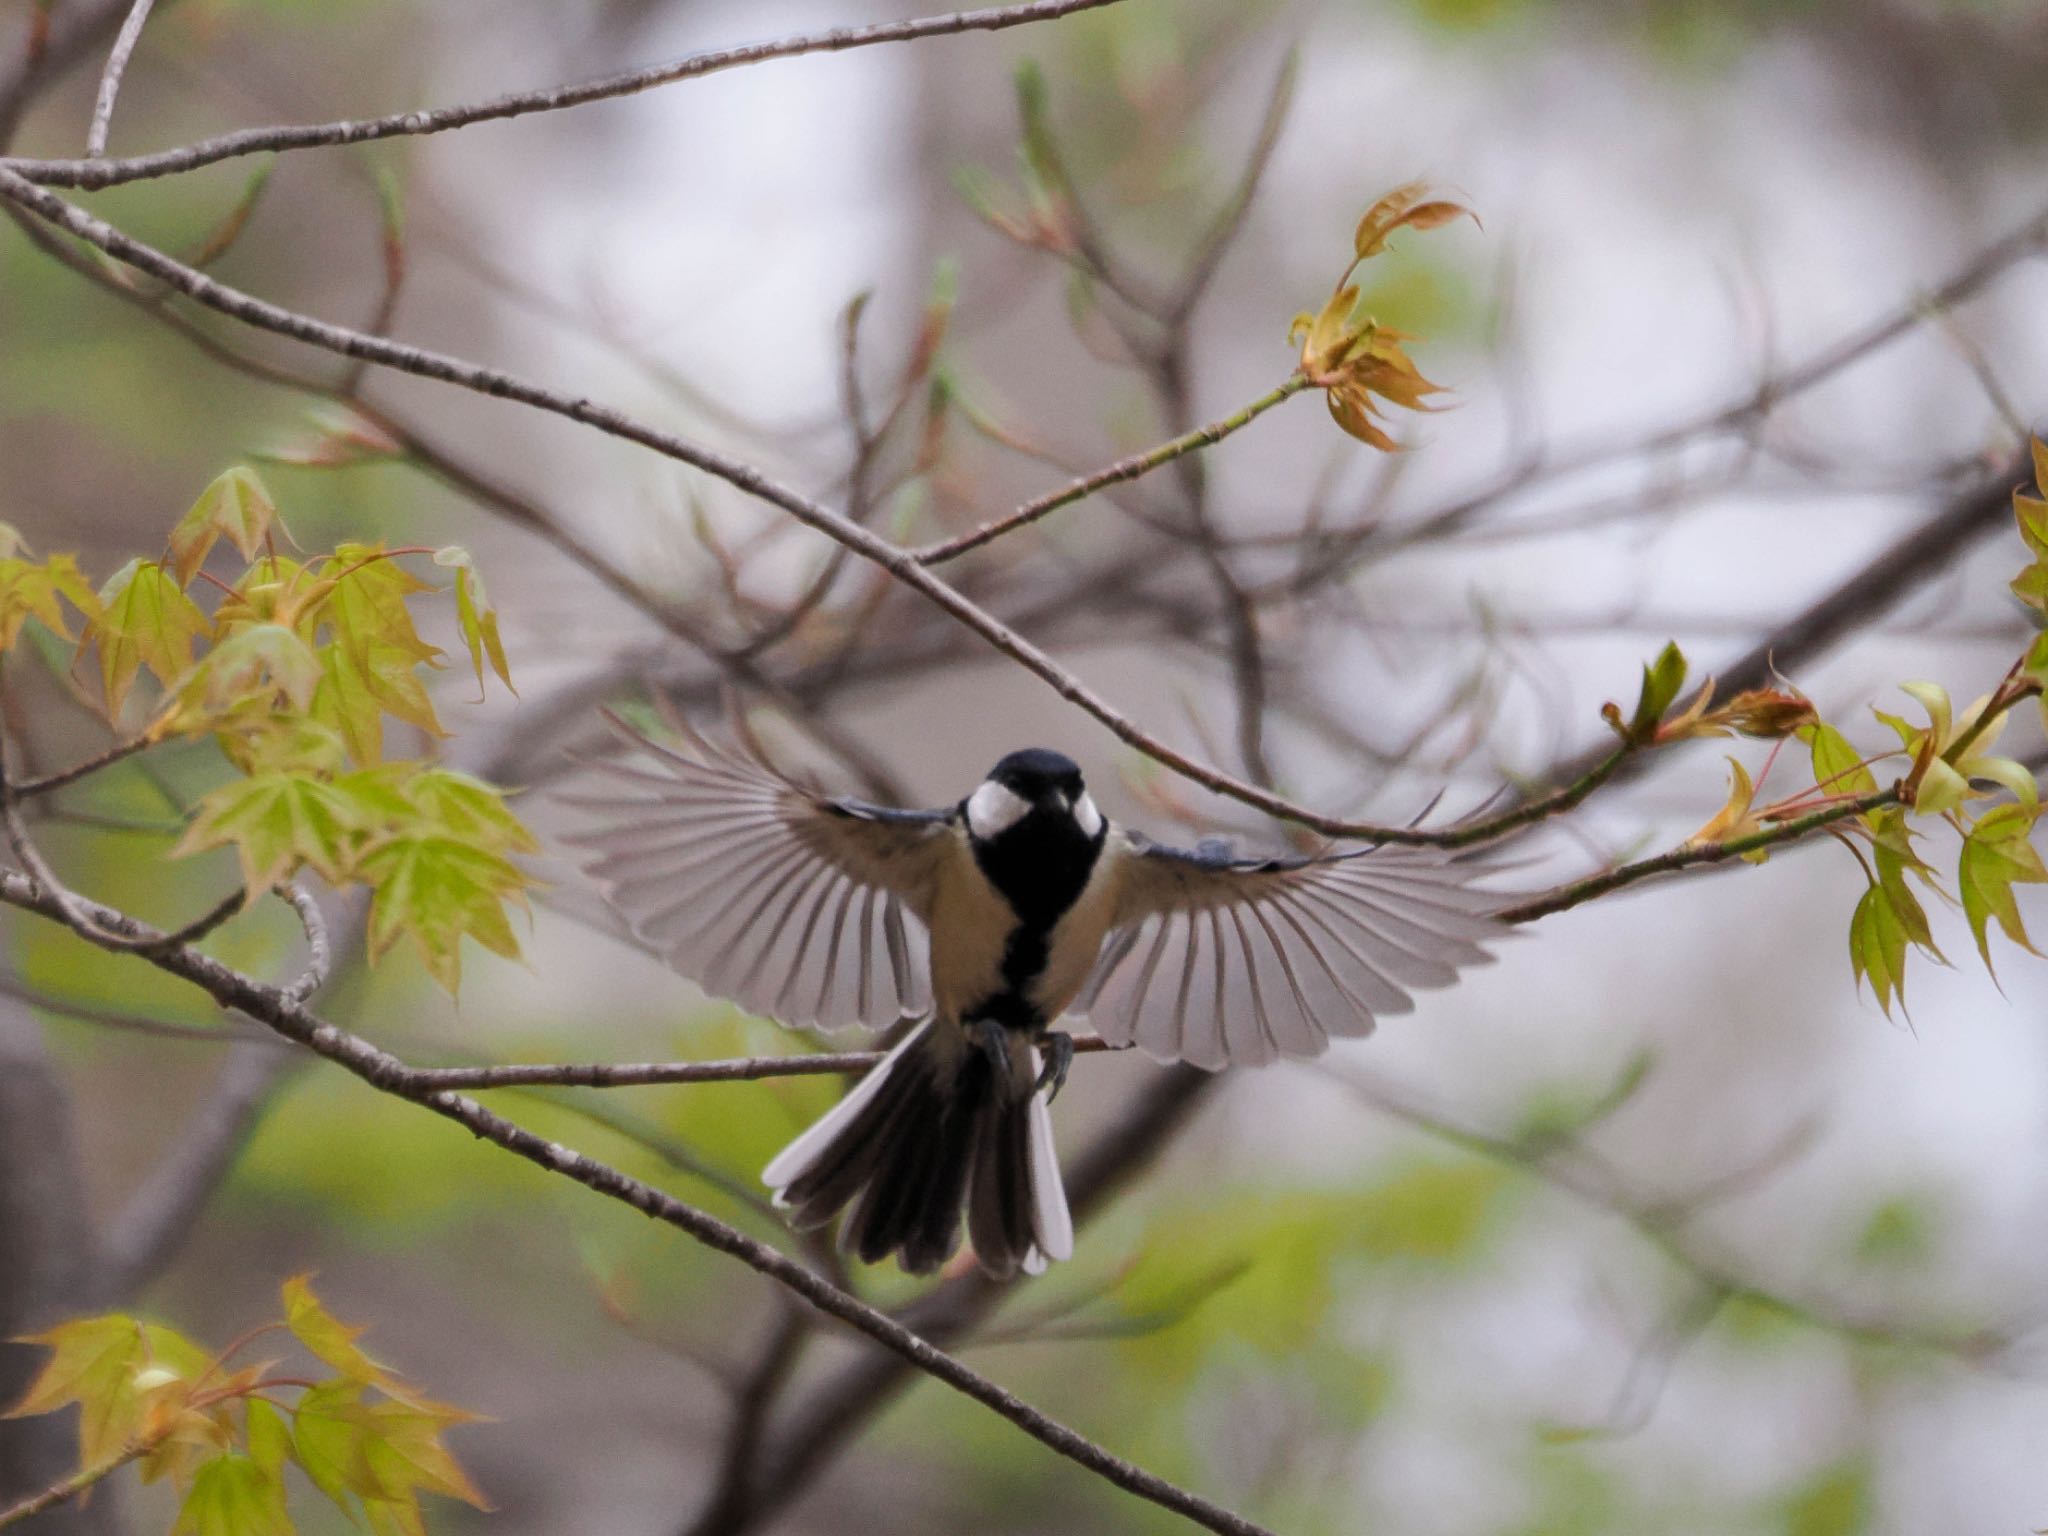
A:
[968,812,1103,1032]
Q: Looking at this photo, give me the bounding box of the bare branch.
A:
[0,870,1273,1536]
[916,374,1313,564]
[0,164,1531,846]
[82,0,153,157]
[6,0,1131,191]
[397,1038,1122,1092]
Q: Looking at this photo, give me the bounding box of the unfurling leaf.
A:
[433,546,514,697]
[1351,180,1476,260]
[1959,802,2048,974]
[259,403,405,468]
[1683,757,1766,858]
[1602,641,1689,743]
[1293,183,1470,453]
[168,467,289,588]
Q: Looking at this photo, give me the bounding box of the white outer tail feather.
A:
[761,1022,932,1198]
[760,1022,1073,1272]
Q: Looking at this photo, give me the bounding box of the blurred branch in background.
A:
[6,1,2048,1533]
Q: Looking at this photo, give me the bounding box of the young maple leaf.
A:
[359,832,529,991]
[167,467,290,588]
[1289,182,1474,451]
[88,559,210,715]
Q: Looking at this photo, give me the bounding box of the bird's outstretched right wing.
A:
[560,709,956,1032]
[1077,833,1504,1069]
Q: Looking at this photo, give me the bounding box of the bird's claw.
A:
[966,1016,1010,1083]
[1034,1031,1074,1103]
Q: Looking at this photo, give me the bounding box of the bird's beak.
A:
[1046,790,1072,815]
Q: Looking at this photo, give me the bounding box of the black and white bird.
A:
[564,708,1504,1279]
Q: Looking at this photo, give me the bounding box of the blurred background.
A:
[6,0,2048,1532]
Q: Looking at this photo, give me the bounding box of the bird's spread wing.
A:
[559,709,955,1032]
[1077,833,1504,1069]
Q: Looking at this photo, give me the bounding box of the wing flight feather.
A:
[561,710,952,1032]
[1080,835,1504,1068]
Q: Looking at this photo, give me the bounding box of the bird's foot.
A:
[965,1015,1011,1084]
[1034,1031,1074,1104]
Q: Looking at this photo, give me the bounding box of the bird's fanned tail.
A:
[763,1022,1073,1277]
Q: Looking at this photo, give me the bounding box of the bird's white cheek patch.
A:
[1073,792,1104,839]
[967,780,1032,839]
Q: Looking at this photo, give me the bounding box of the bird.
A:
[562,704,1505,1280]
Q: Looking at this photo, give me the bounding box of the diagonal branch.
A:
[0,163,1536,848]
[6,0,1130,191]
[0,869,1273,1536]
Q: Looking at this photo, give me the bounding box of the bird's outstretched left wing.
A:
[560,709,955,1032]
[1078,833,1503,1069]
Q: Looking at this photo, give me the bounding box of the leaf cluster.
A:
[1289,181,1473,450]
[0,468,531,994]
[4,1276,486,1536]
[1610,444,2048,1017]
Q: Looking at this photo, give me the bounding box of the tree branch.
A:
[5,0,1130,191]
[0,870,1272,1536]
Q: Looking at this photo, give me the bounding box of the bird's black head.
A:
[965,747,1104,847]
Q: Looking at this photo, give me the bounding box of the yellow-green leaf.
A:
[173,773,372,896]
[91,559,210,715]
[393,767,537,854]
[4,1315,211,1468]
[1802,721,1879,797]
[1849,883,1909,1018]
[281,1276,396,1390]
[1959,803,2048,974]
[359,833,529,992]
[169,467,288,588]
[433,546,514,697]
[172,1453,292,1536]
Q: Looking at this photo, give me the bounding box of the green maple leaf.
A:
[1849,884,1911,1018]
[4,1314,211,1468]
[168,467,289,588]
[173,772,373,896]
[162,622,322,739]
[394,767,537,854]
[171,1453,291,1536]
[433,546,514,697]
[1959,803,2048,974]
[309,638,446,766]
[359,832,528,991]
[282,1276,400,1393]
[91,559,211,714]
[320,545,440,669]
[0,553,98,649]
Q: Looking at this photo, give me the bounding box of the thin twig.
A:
[83,0,154,158]
[7,0,1131,191]
[0,870,1273,1536]
[13,733,150,796]
[914,373,1313,564]
[401,1037,1120,1092]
